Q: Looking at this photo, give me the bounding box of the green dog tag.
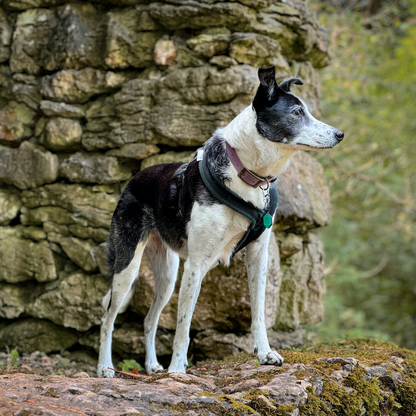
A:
[263,213,272,228]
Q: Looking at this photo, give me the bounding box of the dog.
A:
[97,66,343,377]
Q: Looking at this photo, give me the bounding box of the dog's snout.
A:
[334,130,344,142]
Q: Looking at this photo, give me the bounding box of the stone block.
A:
[229,32,289,72]
[0,141,58,190]
[275,231,326,331]
[276,151,331,231]
[40,117,82,151]
[60,152,132,184]
[0,230,56,283]
[27,272,109,331]
[0,8,12,63]
[0,282,32,319]
[106,143,160,160]
[106,8,164,69]
[10,4,105,74]
[47,233,98,273]
[0,187,21,225]
[40,100,85,118]
[21,183,118,230]
[0,101,36,147]
[140,150,194,171]
[0,318,78,353]
[41,68,130,104]
[187,28,231,58]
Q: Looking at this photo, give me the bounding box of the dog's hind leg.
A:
[143,234,180,374]
[97,239,148,378]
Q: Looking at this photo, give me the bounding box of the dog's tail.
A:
[101,282,136,312]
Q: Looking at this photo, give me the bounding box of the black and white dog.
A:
[97,66,343,377]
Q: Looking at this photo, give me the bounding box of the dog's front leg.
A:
[168,204,230,373]
[246,228,284,366]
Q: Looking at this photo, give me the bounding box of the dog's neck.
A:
[223,106,296,178]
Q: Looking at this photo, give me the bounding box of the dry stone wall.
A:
[0,0,331,362]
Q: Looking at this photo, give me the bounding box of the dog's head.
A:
[252,66,343,150]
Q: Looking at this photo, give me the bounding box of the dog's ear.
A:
[253,67,279,112]
[278,78,303,93]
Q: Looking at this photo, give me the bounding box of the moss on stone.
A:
[242,389,271,401]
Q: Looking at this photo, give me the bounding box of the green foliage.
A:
[9,349,20,369]
[312,2,416,348]
[118,359,143,373]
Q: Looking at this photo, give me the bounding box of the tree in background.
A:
[311,0,416,347]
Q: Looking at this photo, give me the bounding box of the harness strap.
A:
[198,147,278,255]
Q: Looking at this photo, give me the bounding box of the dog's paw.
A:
[258,351,284,366]
[146,363,164,375]
[97,365,115,378]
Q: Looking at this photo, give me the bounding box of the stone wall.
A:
[0,0,331,363]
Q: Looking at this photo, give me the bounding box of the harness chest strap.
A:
[197,147,278,255]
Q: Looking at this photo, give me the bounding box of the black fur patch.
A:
[252,67,307,144]
[107,133,229,276]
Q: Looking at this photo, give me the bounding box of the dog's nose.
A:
[334,130,344,142]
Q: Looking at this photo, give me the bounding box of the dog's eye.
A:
[292,108,303,116]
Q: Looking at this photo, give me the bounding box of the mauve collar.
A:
[225,142,276,188]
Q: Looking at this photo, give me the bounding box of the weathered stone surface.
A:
[154,36,177,66]
[193,328,314,360]
[113,326,174,357]
[60,152,132,184]
[0,230,56,283]
[21,183,118,229]
[106,143,160,160]
[140,150,194,170]
[10,4,105,74]
[0,141,58,189]
[40,117,82,151]
[82,65,258,149]
[0,282,32,319]
[0,8,12,63]
[1,0,68,10]
[276,151,331,231]
[148,1,257,31]
[0,187,21,225]
[209,55,238,68]
[275,231,325,331]
[148,65,257,146]
[41,68,130,104]
[20,225,46,241]
[131,233,280,332]
[187,28,231,58]
[0,101,36,147]
[48,233,98,272]
[1,340,414,416]
[0,318,78,352]
[106,8,163,69]
[40,100,85,118]
[229,32,289,72]
[27,272,109,331]
[11,73,42,110]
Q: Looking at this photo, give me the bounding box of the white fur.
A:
[293,97,340,149]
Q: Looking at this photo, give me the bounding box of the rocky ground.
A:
[1,340,416,416]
